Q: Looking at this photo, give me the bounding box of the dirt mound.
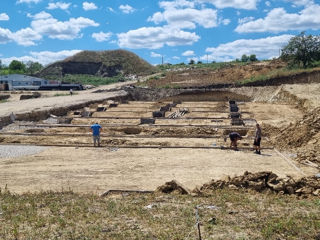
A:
[37,49,156,79]
[199,171,319,196]
[155,180,190,194]
[272,107,320,165]
[145,60,286,88]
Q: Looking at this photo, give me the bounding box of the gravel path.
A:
[0,145,48,158]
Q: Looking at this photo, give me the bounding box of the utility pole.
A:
[162,55,164,65]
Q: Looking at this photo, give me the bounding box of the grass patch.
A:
[237,66,320,85]
[55,74,125,86]
[156,61,250,72]
[0,99,8,103]
[0,189,319,239]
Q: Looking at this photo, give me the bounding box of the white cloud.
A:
[172,56,180,60]
[238,16,254,24]
[265,1,271,7]
[119,4,135,14]
[47,2,71,10]
[236,4,320,33]
[12,27,42,46]
[203,35,293,62]
[148,7,218,29]
[197,0,258,10]
[108,7,115,12]
[159,0,195,9]
[83,2,98,11]
[0,28,12,44]
[0,27,41,46]
[220,18,231,25]
[92,31,112,42]
[285,0,314,7]
[182,50,195,56]
[17,0,41,3]
[31,11,99,40]
[151,52,162,57]
[1,50,82,66]
[0,13,9,21]
[118,25,200,49]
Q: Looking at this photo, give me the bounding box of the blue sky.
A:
[0,0,320,66]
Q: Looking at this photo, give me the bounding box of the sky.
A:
[0,0,320,66]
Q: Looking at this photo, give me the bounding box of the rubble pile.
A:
[199,171,320,196]
[156,180,190,195]
[264,107,320,166]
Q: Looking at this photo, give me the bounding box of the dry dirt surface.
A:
[0,95,318,194]
[0,84,130,118]
[145,60,286,88]
[0,147,315,194]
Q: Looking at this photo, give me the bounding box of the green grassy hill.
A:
[37,49,157,85]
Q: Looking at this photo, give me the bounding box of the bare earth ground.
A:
[0,83,319,194]
[0,81,131,117]
[0,147,314,194]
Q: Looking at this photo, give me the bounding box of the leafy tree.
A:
[189,59,195,65]
[281,32,320,68]
[197,61,202,64]
[26,61,43,74]
[9,60,26,72]
[0,60,2,70]
[249,54,258,62]
[241,54,249,62]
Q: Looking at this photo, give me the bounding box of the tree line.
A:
[0,60,43,75]
[281,32,320,68]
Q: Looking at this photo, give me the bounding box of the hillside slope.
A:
[37,49,157,79]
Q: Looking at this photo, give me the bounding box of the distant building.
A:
[0,74,52,91]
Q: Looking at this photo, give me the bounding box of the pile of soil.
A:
[156,180,190,195]
[146,60,286,88]
[272,107,320,165]
[198,171,319,196]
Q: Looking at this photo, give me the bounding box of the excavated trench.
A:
[0,88,258,148]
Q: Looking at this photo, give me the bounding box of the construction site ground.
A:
[0,82,319,194]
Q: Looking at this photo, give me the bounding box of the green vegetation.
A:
[239,54,258,62]
[0,189,319,239]
[157,60,249,72]
[53,74,124,86]
[0,60,43,75]
[237,66,320,85]
[281,32,320,68]
[38,50,157,81]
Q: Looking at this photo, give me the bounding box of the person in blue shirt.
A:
[90,123,102,147]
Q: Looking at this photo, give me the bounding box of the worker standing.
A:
[69,88,73,96]
[90,122,102,147]
[253,123,262,154]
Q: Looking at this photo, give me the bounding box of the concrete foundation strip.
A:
[79,116,257,120]
[100,110,251,114]
[0,143,274,150]
[274,148,306,176]
[0,132,249,139]
[18,123,255,129]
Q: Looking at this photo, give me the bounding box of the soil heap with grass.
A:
[37,49,157,80]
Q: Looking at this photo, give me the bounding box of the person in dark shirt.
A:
[90,123,102,147]
[253,123,262,154]
[229,132,242,150]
